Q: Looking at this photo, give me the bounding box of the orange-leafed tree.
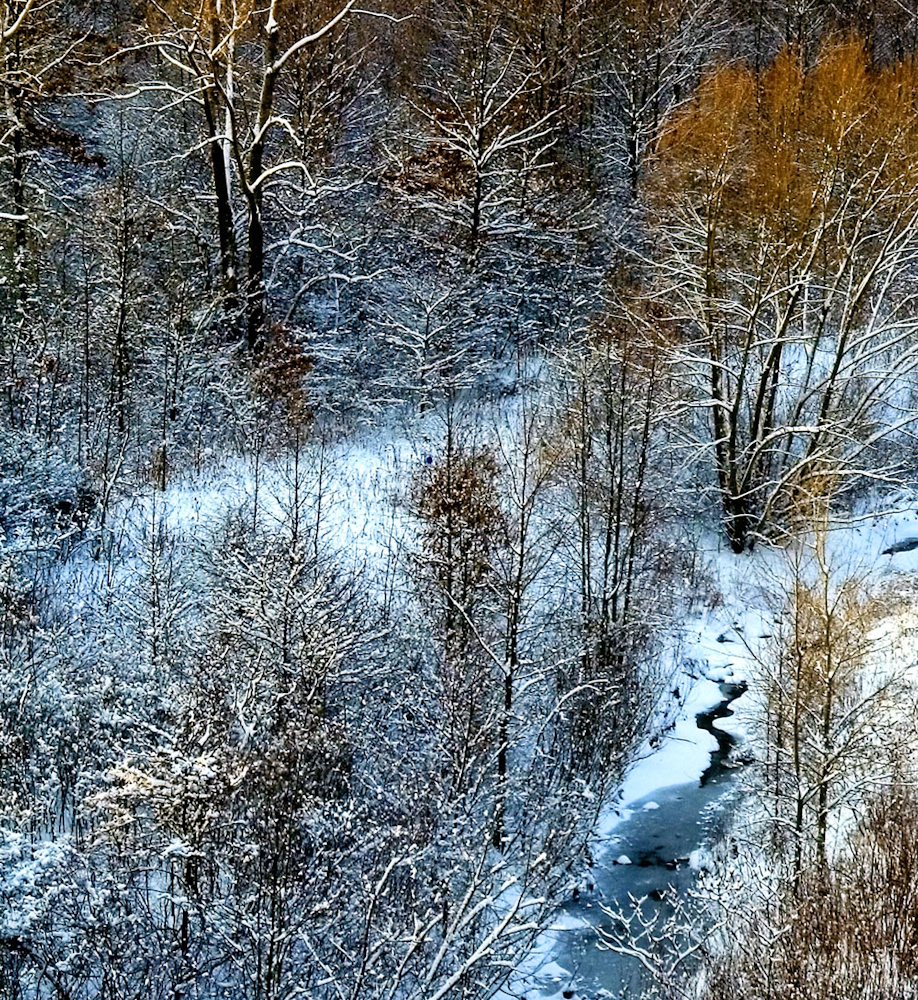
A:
[646,38,918,551]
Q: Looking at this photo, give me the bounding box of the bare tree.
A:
[748,510,914,885]
[142,0,373,348]
[596,0,720,197]
[392,0,560,249]
[549,300,674,777]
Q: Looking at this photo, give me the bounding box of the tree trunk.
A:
[202,87,238,317]
[241,21,281,352]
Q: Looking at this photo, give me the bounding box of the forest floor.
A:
[44,423,918,998]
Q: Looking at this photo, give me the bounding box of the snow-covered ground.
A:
[106,437,918,853]
[503,499,918,1000]
[15,415,918,999]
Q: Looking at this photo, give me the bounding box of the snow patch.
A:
[689,848,714,872]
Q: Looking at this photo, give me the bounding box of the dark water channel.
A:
[529,681,748,999]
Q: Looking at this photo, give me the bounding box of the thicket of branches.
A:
[3,1,918,997]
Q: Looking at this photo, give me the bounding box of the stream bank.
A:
[513,680,749,999]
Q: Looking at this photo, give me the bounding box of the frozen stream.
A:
[514,681,748,999]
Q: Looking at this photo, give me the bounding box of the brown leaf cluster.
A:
[648,38,918,253]
[383,143,474,199]
[415,447,503,593]
[251,327,315,426]
[710,785,918,1000]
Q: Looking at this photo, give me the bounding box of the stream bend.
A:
[535,681,749,999]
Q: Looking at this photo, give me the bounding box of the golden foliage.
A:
[146,0,257,38]
[784,573,883,693]
[648,37,918,254]
[783,461,841,538]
